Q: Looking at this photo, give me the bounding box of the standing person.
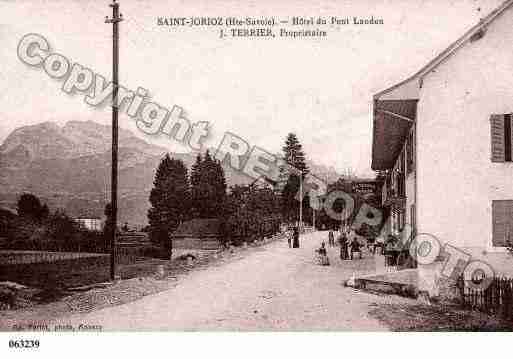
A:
[338,231,348,260]
[349,237,359,260]
[287,226,292,248]
[316,242,330,266]
[385,234,398,265]
[328,230,334,247]
[292,226,300,248]
[374,234,385,255]
[348,230,362,260]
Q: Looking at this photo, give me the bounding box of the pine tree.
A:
[147,154,191,258]
[190,153,202,217]
[191,150,227,218]
[213,157,227,214]
[190,153,202,191]
[282,133,309,174]
[280,133,309,223]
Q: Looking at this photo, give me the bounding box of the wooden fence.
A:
[0,250,107,265]
[458,276,513,320]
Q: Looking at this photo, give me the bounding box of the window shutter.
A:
[410,204,416,235]
[510,114,513,161]
[406,132,413,174]
[490,114,505,162]
[492,200,512,247]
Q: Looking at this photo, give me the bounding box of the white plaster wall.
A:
[416,7,513,252]
[379,78,420,101]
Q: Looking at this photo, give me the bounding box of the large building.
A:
[371,0,513,287]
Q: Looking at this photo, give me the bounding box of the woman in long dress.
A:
[338,233,348,260]
[328,230,334,247]
[292,226,300,248]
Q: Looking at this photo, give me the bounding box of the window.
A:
[406,129,415,174]
[395,170,405,197]
[410,204,416,236]
[492,200,513,247]
[394,211,404,233]
[490,114,513,162]
[399,210,405,232]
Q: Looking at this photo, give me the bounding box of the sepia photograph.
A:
[1,0,513,355]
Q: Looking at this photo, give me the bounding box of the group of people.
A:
[326,228,363,261]
[285,225,368,266]
[314,228,365,266]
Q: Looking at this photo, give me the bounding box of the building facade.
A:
[372,0,513,281]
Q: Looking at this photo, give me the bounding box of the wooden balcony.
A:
[382,187,407,208]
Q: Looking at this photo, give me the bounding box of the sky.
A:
[0,0,504,177]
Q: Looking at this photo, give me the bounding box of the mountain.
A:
[0,121,345,226]
[0,121,259,225]
[0,121,163,225]
[304,159,344,185]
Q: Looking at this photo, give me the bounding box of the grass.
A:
[368,302,513,331]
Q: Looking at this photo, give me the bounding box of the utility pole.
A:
[105,0,123,281]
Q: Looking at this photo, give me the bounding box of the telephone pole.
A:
[105,0,123,281]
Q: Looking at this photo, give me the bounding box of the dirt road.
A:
[54,231,414,330]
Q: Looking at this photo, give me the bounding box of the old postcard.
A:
[1,0,513,349]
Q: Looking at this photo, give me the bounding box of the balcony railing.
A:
[382,185,406,208]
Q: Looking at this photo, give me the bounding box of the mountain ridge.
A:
[0,120,345,226]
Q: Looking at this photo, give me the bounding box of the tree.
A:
[41,204,49,219]
[16,193,48,222]
[147,154,191,258]
[191,150,227,218]
[281,133,309,175]
[104,202,113,224]
[44,209,80,250]
[224,184,281,245]
[190,153,202,194]
[279,133,309,223]
[0,208,16,238]
[103,202,114,247]
[211,153,228,215]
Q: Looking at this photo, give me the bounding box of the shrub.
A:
[3,209,108,253]
[224,212,281,246]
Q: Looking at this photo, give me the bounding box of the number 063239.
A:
[9,339,40,349]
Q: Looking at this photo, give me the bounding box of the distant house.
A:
[170,219,224,251]
[75,217,102,231]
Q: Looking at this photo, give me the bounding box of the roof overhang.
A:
[371,97,417,171]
